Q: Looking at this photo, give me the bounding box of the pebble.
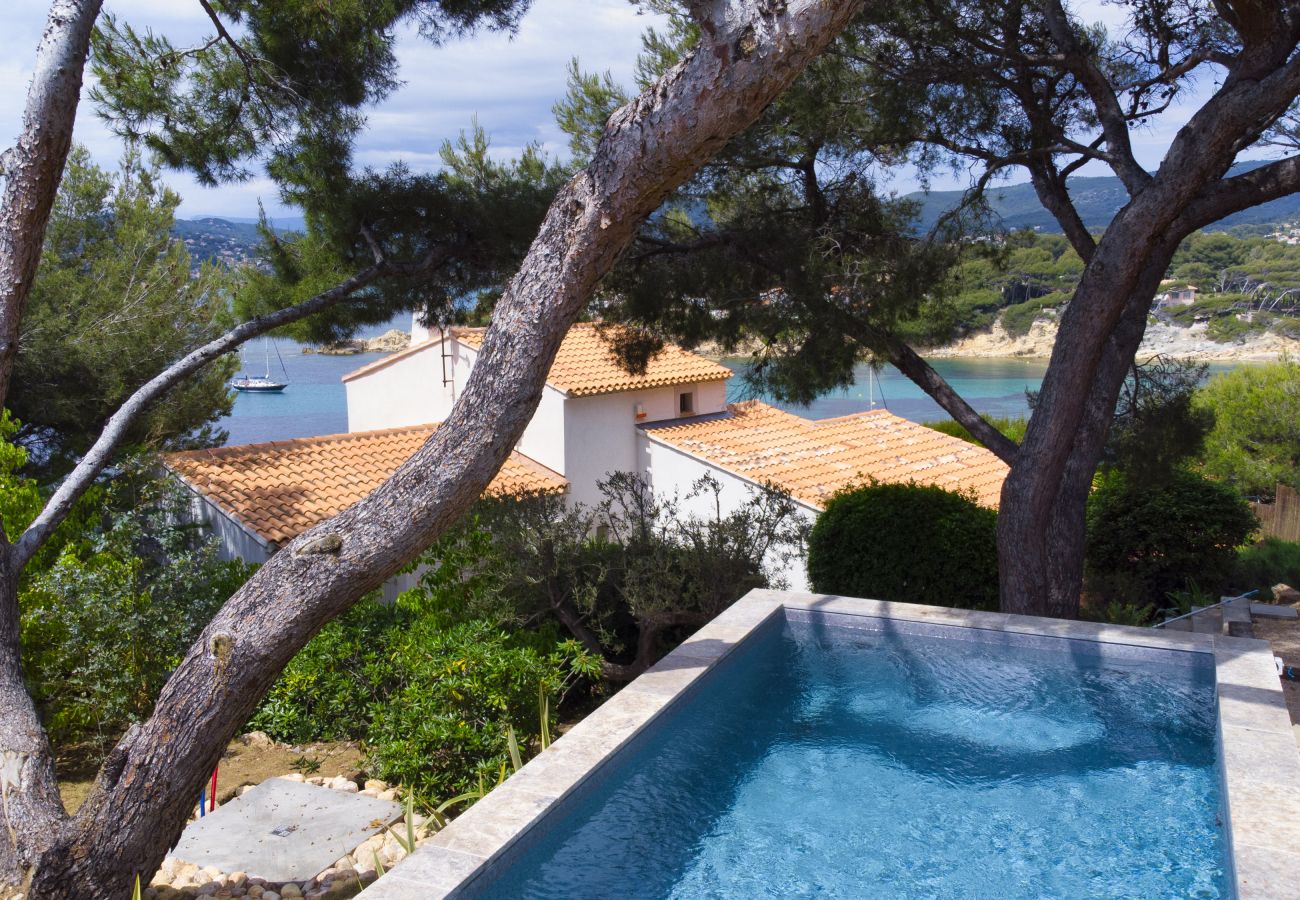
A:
[151,772,437,898]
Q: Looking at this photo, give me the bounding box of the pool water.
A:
[478,616,1230,898]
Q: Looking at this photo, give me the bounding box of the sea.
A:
[217,336,1242,447]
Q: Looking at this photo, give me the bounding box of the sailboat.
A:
[232,338,289,393]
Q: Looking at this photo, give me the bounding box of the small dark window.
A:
[679,391,695,415]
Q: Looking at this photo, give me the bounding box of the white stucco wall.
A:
[344,341,458,432]
[515,385,568,476]
[638,432,815,591]
[560,382,723,507]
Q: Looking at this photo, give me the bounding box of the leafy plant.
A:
[290,755,322,775]
[807,481,999,610]
[1195,358,1300,498]
[17,459,252,753]
[924,415,1027,446]
[1231,538,1300,598]
[1085,469,1258,608]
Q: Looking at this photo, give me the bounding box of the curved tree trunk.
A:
[7,3,866,896]
[0,0,103,889]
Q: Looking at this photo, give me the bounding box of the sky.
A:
[0,0,1233,222]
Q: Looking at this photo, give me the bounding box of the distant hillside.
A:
[172,218,265,267]
[906,160,1300,234]
[171,216,304,267]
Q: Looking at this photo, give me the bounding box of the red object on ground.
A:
[210,765,218,812]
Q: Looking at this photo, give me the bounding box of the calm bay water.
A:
[217,342,1243,447]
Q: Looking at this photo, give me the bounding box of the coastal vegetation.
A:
[13,147,237,479]
[1,0,859,892]
[563,0,1300,625]
[934,230,1300,344]
[808,482,999,611]
[2,0,1300,894]
[249,474,801,801]
[1196,357,1300,498]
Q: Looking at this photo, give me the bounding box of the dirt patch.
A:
[1253,614,1300,742]
[59,734,366,814]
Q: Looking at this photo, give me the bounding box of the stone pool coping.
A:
[357,589,1300,899]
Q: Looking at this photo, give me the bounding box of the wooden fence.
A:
[1251,484,1300,543]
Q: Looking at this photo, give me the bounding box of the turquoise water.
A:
[478,617,1228,898]
[217,340,1246,446]
[218,342,388,446]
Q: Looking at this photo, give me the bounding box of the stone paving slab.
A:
[174,778,401,883]
[1251,603,1299,619]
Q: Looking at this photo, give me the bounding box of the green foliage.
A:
[248,597,405,743]
[1231,538,1300,598]
[253,474,799,798]
[234,122,566,346]
[1085,470,1258,608]
[13,147,237,478]
[251,510,601,800]
[1104,356,1213,485]
[1195,358,1300,497]
[1085,600,1157,627]
[252,583,596,802]
[457,474,808,667]
[366,619,591,800]
[924,416,1026,445]
[16,464,253,752]
[807,481,999,610]
[91,0,529,193]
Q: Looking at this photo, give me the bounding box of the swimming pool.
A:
[359,591,1300,899]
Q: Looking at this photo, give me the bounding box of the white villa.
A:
[167,319,1008,590]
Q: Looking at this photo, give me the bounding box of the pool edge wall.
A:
[356,589,1300,900]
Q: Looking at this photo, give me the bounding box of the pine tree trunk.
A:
[997,218,1182,618]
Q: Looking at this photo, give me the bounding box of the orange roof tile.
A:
[166,426,567,547]
[643,401,1008,509]
[344,323,733,396]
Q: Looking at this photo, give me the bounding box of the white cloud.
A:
[1,0,659,219]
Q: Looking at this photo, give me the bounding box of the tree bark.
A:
[0,1,103,889]
[995,25,1300,615]
[8,3,865,895]
[0,0,103,410]
[982,9,1300,618]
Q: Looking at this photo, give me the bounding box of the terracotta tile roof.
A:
[346,323,733,396]
[165,426,567,546]
[643,401,1008,509]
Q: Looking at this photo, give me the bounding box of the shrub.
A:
[250,522,600,802]
[367,619,593,799]
[1230,538,1300,598]
[19,476,253,753]
[1085,469,1257,608]
[807,481,999,610]
[1195,358,1300,498]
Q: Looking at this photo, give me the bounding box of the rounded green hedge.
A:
[807,481,999,610]
[1086,468,1257,606]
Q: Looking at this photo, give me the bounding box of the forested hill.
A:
[906,160,1300,234]
[171,216,306,267]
